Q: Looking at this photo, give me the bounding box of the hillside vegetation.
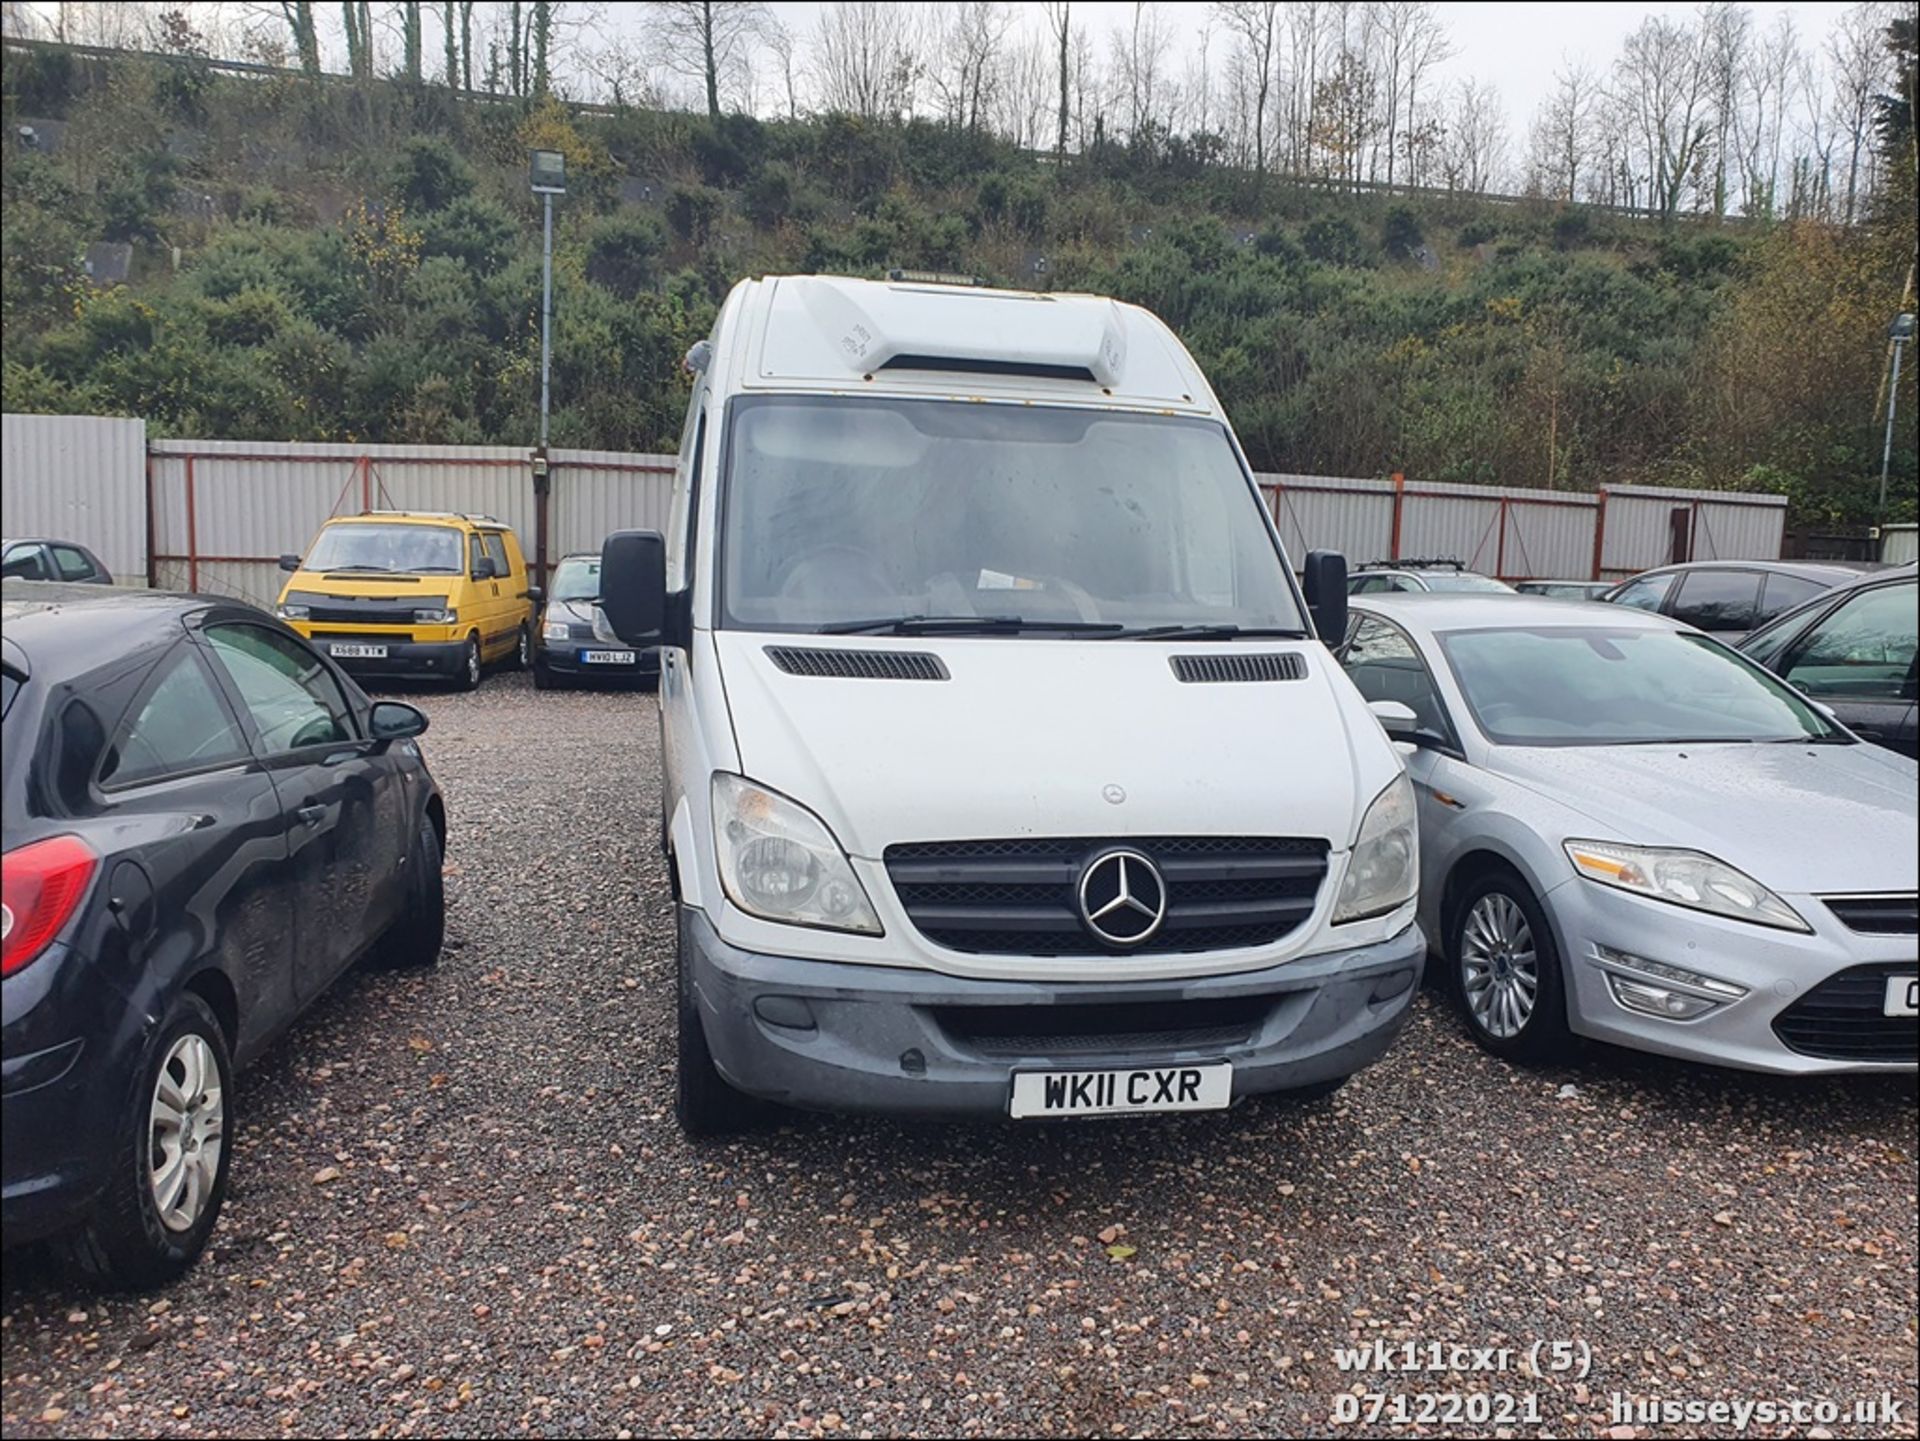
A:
[2,43,1914,525]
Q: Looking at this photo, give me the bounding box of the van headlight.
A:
[1563,840,1809,931]
[712,774,882,935]
[276,602,310,620]
[414,606,457,624]
[1333,771,1419,923]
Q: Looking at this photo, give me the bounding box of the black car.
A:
[1601,559,1871,639]
[1737,566,1918,757]
[2,537,113,584]
[1,583,446,1287]
[533,551,659,691]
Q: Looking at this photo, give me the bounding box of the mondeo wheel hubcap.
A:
[150,1035,223,1233]
[1461,894,1539,1039]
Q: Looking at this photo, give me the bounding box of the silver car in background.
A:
[1338,595,1918,1075]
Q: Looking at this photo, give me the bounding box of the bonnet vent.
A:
[765,646,949,681]
[1170,653,1307,684]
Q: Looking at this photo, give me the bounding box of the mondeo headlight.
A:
[1563,840,1809,932]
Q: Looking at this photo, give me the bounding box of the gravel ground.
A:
[3,675,1915,1439]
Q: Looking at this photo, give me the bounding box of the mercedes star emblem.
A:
[1076,848,1168,947]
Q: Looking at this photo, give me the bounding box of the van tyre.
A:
[456,634,482,691]
[56,992,233,1291]
[675,908,756,1138]
[376,814,445,969]
[1448,868,1570,1063]
[512,624,531,671]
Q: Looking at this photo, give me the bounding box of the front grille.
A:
[766,646,948,681]
[1823,894,1919,935]
[1772,964,1918,1063]
[566,621,600,640]
[1170,653,1307,684]
[936,996,1271,1057]
[885,835,1329,956]
[312,628,417,642]
[306,600,432,625]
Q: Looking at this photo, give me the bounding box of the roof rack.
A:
[886,267,984,287]
[1356,557,1466,572]
[357,509,502,525]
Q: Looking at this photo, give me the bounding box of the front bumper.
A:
[313,637,471,679]
[1552,880,1918,1074]
[535,642,659,678]
[681,907,1425,1118]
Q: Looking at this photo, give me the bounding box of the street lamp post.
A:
[530,149,567,451]
[1884,312,1916,516]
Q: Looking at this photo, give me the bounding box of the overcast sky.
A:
[749,1,1855,137]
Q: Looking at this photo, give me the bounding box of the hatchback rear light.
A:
[1,835,99,978]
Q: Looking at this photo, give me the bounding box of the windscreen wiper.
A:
[323,564,396,573]
[819,615,1126,636]
[1107,624,1313,640]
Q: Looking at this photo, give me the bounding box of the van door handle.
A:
[296,803,326,827]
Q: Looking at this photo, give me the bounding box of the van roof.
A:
[330,511,502,528]
[726,274,1218,415]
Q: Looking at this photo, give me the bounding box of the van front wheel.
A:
[675,909,756,1138]
[456,634,482,691]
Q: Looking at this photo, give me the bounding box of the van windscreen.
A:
[306,524,463,575]
[718,398,1305,635]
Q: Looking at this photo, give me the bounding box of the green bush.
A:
[1382,205,1424,258]
[666,185,721,245]
[392,135,475,213]
[586,211,666,294]
[1302,215,1370,268]
[744,163,797,229]
[419,195,517,275]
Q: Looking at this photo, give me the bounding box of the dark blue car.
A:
[2,583,446,1288]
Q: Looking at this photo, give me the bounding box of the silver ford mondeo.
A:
[1337,594,1918,1075]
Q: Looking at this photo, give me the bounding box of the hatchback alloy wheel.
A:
[149,1034,225,1233]
[1460,893,1538,1039]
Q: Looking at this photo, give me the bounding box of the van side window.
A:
[482,532,511,578]
[667,381,706,593]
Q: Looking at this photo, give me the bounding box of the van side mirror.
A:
[279,553,301,572]
[471,555,497,581]
[600,530,667,646]
[1303,550,1349,643]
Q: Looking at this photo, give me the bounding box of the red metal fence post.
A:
[185,454,199,593]
[1389,472,1405,560]
[144,448,157,589]
[1495,497,1509,578]
[1590,488,1608,579]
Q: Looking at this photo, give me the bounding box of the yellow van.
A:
[274,512,539,689]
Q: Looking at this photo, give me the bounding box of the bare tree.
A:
[1527,61,1598,201]
[1215,2,1280,183]
[400,0,423,82]
[342,0,373,79]
[811,1,919,121]
[1613,13,1714,218]
[1701,1,1751,216]
[1109,1,1174,138]
[1044,0,1072,158]
[1282,0,1328,175]
[765,15,800,119]
[1731,11,1799,215]
[927,2,1011,131]
[1826,1,1891,224]
[645,2,772,121]
[1441,75,1507,193]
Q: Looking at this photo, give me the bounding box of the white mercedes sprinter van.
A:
[598,273,1424,1134]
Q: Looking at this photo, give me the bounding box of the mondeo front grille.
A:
[884,836,1329,956]
[1823,894,1919,935]
[1772,964,1918,1063]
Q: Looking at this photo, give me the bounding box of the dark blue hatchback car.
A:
[2,583,446,1288]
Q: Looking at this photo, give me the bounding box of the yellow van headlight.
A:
[413,606,457,624]
[276,602,310,620]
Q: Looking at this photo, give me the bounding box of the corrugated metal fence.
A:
[1260,473,1788,580]
[5,415,1790,605]
[146,439,674,608]
[2,414,149,581]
